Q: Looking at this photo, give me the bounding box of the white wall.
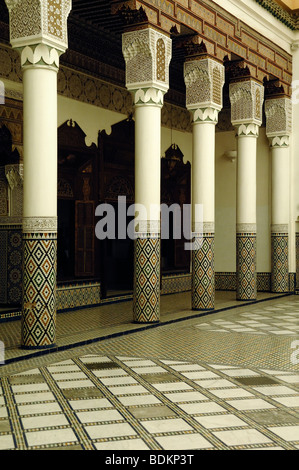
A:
[214,128,271,273]
[215,131,237,272]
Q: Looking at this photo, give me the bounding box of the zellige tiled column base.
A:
[133,234,161,323]
[22,233,57,349]
[271,231,289,293]
[236,232,257,301]
[192,234,215,311]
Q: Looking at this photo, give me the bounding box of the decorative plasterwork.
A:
[236,123,260,137]
[135,220,161,236]
[265,97,292,145]
[5,0,71,52]
[229,79,264,128]
[271,223,289,234]
[113,0,292,96]
[193,221,215,235]
[122,27,172,101]
[133,87,165,106]
[268,135,290,147]
[191,107,221,123]
[20,43,61,70]
[22,216,58,233]
[184,57,225,123]
[236,223,257,234]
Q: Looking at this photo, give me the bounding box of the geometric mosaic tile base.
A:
[133,236,160,323]
[237,234,257,301]
[192,235,215,311]
[271,234,289,294]
[21,233,57,349]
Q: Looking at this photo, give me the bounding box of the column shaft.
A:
[229,77,264,302]
[271,145,289,293]
[184,54,225,312]
[236,134,257,301]
[192,122,216,311]
[265,97,292,294]
[22,67,58,349]
[23,68,58,216]
[135,105,161,213]
[4,0,71,349]
[122,27,172,324]
[134,104,161,323]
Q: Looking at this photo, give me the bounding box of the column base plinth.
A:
[21,232,57,349]
[192,234,215,311]
[236,233,257,301]
[192,307,215,312]
[132,320,160,325]
[133,235,161,324]
[271,233,289,294]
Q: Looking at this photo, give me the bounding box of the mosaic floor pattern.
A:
[0,295,299,450]
[195,302,299,336]
[0,355,299,450]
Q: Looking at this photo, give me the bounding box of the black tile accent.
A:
[0,419,11,432]
[129,405,177,419]
[84,362,120,370]
[63,388,104,399]
[248,410,299,425]
[45,444,83,451]
[234,376,279,386]
[141,373,179,383]
[9,374,45,385]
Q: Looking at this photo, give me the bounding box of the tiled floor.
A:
[0,293,298,450]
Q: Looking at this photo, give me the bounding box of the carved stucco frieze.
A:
[265,97,292,147]
[122,27,172,105]
[22,216,58,233]
[236,223,257,234]
[5,0,71,68]
[229,79,264,129]
[20,43,61,69]
[184,57,225,123]
[271,224,289,234]
[236,123,260,137]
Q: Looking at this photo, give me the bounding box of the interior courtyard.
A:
[0,0,299,451]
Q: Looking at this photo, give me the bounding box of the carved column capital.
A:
[184,57,225,123]
[229,79,264,130]
[122,27,172,106]
[5,0,71,69]
[265,97,292,147]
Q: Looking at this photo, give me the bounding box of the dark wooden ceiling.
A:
[71,0,124,37]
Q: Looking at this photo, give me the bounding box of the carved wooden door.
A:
[75,201,95,277]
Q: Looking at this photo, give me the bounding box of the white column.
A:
[192,122,216,227]
[236,133,257,229]
[23,68,58,219]
[123,27,172,323]
[5,0,71,348]
[135,104,161,218]
[265,97,292,293]
[184,55,225,310]
[230,79,264,301]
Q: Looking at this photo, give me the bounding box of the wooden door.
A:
[75,201,95,277]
